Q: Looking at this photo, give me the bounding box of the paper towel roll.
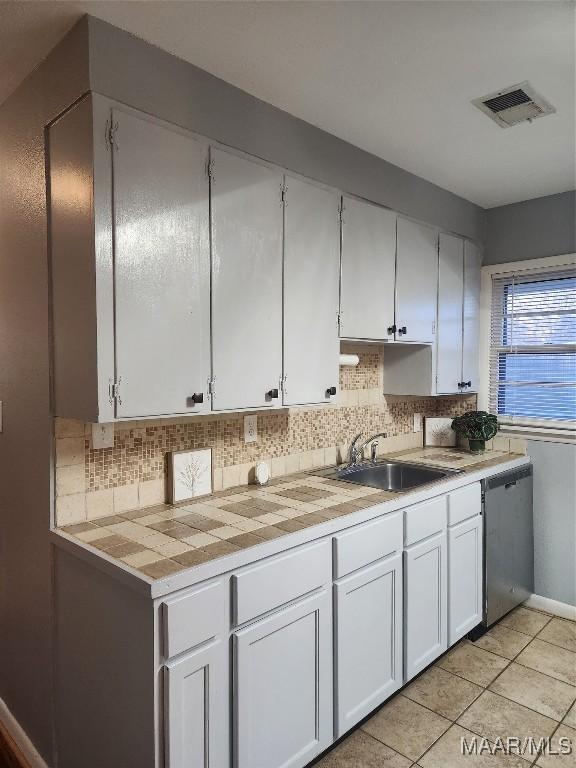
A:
[339,353,360,367]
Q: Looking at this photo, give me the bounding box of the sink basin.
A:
[321,460,460,492]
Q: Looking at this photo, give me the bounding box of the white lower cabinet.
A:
[404,532,448,681]
[233,590,332,768]
[165,640,227,768]
[334,552,403,737]
[448,515,483,645]
[160,481,485,768]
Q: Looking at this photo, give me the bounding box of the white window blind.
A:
[489,265,576,429]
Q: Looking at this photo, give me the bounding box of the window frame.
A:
[479,253,576,444]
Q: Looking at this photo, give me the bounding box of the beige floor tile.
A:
[564,701,576,729]
[489,662,576,721]
[537,618,576,654]
[419,723,530,768]
[500,607,551,637]
[516,639,576,686]
[403,666,483,720]
[361,695,451,762]
[535,724,576,768]
[314,730,411,768]
[473,625,532,660]
[458,690,557,756]
[438,641,509,687]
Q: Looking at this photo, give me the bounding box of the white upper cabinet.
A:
[340,197,396,340]
[436,234,481,395]
[437,234,465,395]
[283,177,340,406]
[112,109,211,418]
[49,95,212,422]
[385,231,481,397]
[210,148,283,411]
[395,218,439,343]
[463,241,482,392]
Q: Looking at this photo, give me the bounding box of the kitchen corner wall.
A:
[54,344,476,526]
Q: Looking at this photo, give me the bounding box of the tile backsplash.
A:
[54,344,477,526]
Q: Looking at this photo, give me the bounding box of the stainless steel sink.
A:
[319,460,461,491]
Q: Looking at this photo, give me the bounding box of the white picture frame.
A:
[168,447,213,503]
[424,417,457,447]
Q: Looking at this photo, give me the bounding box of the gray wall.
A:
[487,193,576,607]
[86,16,485,243]
[528,441,576,607]
[484,191,575,265]
[0,19,90,764]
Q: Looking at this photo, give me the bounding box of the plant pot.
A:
[468,439,486,454]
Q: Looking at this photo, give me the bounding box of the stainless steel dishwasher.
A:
[471,464,534,637]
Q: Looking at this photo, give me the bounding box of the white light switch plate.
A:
[244,414,258,443]
[92,422,115,449]
[413,413,423,433]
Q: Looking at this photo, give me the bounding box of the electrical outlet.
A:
[244,414,258,444]
[413,413,423,433]
[92,422,115,449]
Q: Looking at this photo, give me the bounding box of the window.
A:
[489,266,576,429]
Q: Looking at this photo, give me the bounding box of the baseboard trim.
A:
[525,594,576,621]
[0,699,48,768]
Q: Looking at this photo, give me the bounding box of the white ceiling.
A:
[0,1,574,208]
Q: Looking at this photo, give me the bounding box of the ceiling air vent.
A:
[472,81,556,128]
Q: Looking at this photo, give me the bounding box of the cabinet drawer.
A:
[162,579,225,659]
[333,512,403,578]
[448,483,481,527]
[404,496,447,547]
[231,540,331,626]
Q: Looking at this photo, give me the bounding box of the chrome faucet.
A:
[348,432,388,467]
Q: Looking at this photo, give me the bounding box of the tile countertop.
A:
[52,448,530,597]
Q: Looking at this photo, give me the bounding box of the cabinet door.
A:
[404,532,447,680]
[340,197,396,340]
[112,108,211,418]
[436,234,464,394]
[165,640,227,768]
[283,178,340,405]
[233,590,332,768]
[448,516,483,645]
[210,148,283,411]
[396,218,438,343]
[463,241,482,392]
[334,553,403,737]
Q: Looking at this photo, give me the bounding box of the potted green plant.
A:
[451,410,499,454]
